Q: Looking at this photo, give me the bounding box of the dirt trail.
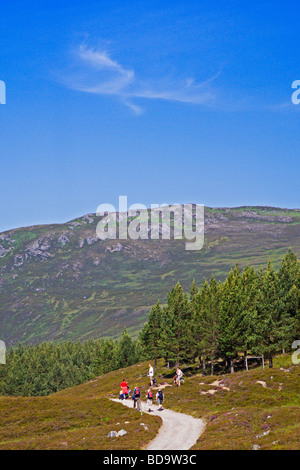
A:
[111,398,206,450]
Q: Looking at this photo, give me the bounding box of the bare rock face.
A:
[58,234,70,246]
[106,243,124,253]
[0,233,15,258]
[68,221,81,229]
[86,236,97,246]
[14,255,24,267]
[25,236,53,260]
[0,245,9,257]
[83,214,94,224]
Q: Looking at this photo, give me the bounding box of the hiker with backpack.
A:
[156,389,164,411]
[132,386,142,412]
[146,388,153,412]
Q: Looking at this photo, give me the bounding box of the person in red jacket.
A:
[120,379,129,399]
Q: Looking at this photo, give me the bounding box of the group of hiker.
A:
[119,363,184,412]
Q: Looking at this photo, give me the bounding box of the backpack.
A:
[157,390,163,401]
[147,391,153,399]
[134,387,140,398]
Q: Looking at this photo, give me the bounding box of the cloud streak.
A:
[65,45,218,114]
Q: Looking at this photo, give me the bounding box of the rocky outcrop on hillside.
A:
[0,206,299,346]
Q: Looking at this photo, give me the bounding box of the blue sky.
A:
[0,0,299,232]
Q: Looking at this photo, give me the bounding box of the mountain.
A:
[0,206,300,346]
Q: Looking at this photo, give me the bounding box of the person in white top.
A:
[148,363,154,386]
[176,367,183,387]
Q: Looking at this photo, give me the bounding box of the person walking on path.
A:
[148,363,154,386]
[175,367,183,387]
[120,379,129,399]
[146,388,153,412]
[156,389,164,411]
[132,386,142,413]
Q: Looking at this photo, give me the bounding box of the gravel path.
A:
[111,398,206,450]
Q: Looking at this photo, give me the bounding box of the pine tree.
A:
[238,265,259,366]
[197,275,221,375]
[116,327,137,369]
[188,279,200,363]
[139,301,163,368]
[252,262,293,367]
[160,282,192,366]
[218,264,244,373]
[278,249,300,342]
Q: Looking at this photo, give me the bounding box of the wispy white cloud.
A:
[64,44,219,114]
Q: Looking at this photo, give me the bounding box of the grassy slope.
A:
[1,206,300,345]
[0,356,299,450]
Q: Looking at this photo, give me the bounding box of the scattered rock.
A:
[83,214,94,224]
[200,389,217,395]
[211,380,220,386]
[252,445,260,450]
[58,234,69,246]
[68,221,81,228]
[14,255,24,266]
[256,380,267,388]
[25,236,52,260]
[86,236,97,246]
[205,379,230,391]
[108,429,128,437]
[0,245,13,258]
[152,383,172,390]
[255,430,270,438]
[106,243,124,253]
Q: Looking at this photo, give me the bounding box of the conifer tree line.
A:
[0,328,140,397]
[139,250,300,373]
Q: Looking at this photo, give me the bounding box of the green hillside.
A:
[0,355,299,450]
[1,206,300,345]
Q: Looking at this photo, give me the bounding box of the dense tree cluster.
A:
[140,250,300,373]
[0,328,140,396]
[1,250,299,396]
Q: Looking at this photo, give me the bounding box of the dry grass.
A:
[0,356,299,450]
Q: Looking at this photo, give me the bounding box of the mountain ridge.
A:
[1,205,300,346]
